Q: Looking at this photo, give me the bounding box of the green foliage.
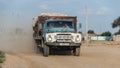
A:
[101,31,112,36]
[112,16,120,28]
[112,16,120,35]
[88,30,95,34]
[0,51,5,63]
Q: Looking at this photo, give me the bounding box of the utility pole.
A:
[85,0,88,43]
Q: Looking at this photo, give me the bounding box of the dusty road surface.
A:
[2,45,120,68]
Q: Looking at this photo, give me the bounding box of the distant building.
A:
[113,35,120,41]
[83,34,112,41]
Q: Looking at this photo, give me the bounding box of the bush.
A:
[101,31,112,36]
[88,30,95,34]
[0,51,5,63]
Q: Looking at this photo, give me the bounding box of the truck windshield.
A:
[47,21,74,28]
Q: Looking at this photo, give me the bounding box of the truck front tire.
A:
[73,46,80,56]
[43,44,49,57]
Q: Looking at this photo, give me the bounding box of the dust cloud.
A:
[0,10,36,53]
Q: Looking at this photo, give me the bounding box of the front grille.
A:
[56,34,72,39]
[56,34,72,42]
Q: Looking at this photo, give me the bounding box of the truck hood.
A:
[46,28,75,33]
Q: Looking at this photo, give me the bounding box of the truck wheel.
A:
[43,44,49,57]
[73,46,80,56]
[35,41,41,54]
[35,46,40,54]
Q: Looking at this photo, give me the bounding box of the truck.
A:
[32,13,82,57]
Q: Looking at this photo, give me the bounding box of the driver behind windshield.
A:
[47,21,73,28]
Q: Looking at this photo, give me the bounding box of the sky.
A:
[0,0,120,34]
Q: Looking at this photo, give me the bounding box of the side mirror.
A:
[78,23,82,29]
[77,23,82,33]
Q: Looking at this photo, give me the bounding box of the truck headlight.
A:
[47,35,52,42]
[75,35,80,42]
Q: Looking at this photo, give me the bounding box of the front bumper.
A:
[45,42,81,46]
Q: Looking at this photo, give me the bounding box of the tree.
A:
[88,30,94,34]
[112,16,120,29]
[101,31,111,36]
[112,16,120,35]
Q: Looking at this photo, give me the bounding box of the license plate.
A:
[60,43,69,45]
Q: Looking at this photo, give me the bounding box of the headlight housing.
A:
[47,35,52,42]
[75,35,81,42]
[71,34,81,43]
[46,33,57,42]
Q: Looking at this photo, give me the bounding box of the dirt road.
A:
[2,45,120,68]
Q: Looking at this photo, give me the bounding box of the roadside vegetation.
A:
[88,30,95,34]
[0,51,5,63]
[101,31,112,36]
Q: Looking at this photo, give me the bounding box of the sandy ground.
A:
[2,45,120,68]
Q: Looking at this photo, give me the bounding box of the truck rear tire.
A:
[43,44,49,57]
[36,46,40,54]
[73,46,80,56]
[34,42,40,54]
